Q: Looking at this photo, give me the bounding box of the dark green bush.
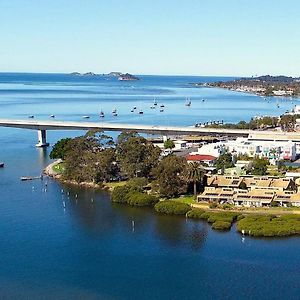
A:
[212,221,232,231]
[126,191,159,207]
[237,214,300,237]
[209,202,218,209]
[270,200,279,207]
[200,211,240,223]
[111,185,130,203]
[126,177,148,192]
[237,214,245,221]
[186,208,205,219]
[154,200,191,215]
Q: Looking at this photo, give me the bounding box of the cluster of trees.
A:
[50,131,205,198]
[214,151,270,176]
[208,116,279,130]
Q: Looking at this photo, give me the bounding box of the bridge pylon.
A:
[36,130,49,147]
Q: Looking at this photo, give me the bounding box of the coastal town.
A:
[41,102,300,237]
[198,75,300,96]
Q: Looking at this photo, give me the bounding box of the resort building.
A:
[197,175,300,207]
[225,137,297,162]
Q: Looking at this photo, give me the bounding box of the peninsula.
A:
[198,75,300,96]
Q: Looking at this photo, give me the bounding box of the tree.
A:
[116,131,161,178]
[164,139,175,149]
[152,155,188,198]
[214,152,234,171]
[280,115,296,132]
[49,138,72,159]
[250,157,269,175]
[186,162,204,199]
[62,133,117,183]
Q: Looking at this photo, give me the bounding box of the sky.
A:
[0,0,300,76]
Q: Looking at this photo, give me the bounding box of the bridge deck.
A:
[0,119,300,141]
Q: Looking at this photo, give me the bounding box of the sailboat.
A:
[153,98,158,106]
[185,98,191,106]
[112,108,118,116]
[99,110,105,118]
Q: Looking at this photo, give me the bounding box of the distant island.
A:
[117,73,140,81]
[70,71,140,81]
[69,72,99,76]
[197,75,300,96]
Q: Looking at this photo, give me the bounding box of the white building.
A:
[225,137,297,162]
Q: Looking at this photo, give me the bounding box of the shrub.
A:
[154,200,191,215]
[126,191,159,207]
[218,203,232,210]
[270,200,279,207]
[111,185,130,203]
[203,211,239,223]
[126,177,148,192]
[212,221,232,231]
[186,208,205,219]
[237,214,300,237]
[209,202,218,209]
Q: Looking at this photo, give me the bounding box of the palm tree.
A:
[186,162,204,199]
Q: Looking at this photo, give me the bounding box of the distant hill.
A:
[198,75,300,96]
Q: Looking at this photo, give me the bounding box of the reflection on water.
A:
[1,74,300,299]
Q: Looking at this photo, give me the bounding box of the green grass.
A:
[169,195,197,205]
[104,181,128,189]
[52,162,65,174]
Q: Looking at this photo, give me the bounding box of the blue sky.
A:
[0,0,299,76]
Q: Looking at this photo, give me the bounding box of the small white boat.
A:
[50,115,55,118]
[99,110,105,118]
[133,106,137,110]
[139,110,144,115]
[82,115,90,119]
[185,98,191,106]
[150,105,155,109]
[28,115,34,119]
[160,104,165,108]
[0,162,4,168]
[153,99,158,106]
[112,108,117,114]
[160,109,164,112]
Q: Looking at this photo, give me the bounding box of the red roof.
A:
[186,154,217,161]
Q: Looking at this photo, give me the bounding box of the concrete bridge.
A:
[0,118,300,147]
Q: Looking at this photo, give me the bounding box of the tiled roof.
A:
[186,154,217,161]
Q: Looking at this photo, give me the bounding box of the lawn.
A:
[170,195,197,204]
[104,181,128,190]
[52,162,65,174]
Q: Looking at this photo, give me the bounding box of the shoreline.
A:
[44,161,300,238]
[43,160,114,190]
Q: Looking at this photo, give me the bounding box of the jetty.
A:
[20,175,43,181]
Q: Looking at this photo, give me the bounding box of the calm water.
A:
[0,73,300,299]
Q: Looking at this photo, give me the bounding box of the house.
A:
[207,175,244,189]
[197,187,234,202]
[186,154,217,167]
